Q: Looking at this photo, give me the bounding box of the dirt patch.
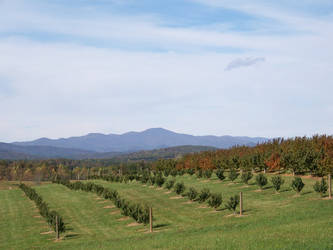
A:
[241,185,250,188]
[97,200,107,204]
[224,213,237,217]
[33,215,42,218]
[117,217,130,221]
[164,191,172,194]
[103,205,115,209]
[110,211,119,215]
[227,183,235,185]
[40,231,53,235]
[182,201,193,204]
[127,222,140,227]
[95,197,103,200]
[156,187,163,190]
[149,186,155,189]
[323,197,333,200]
[169,196,183,200]
[198,205,208,208]
[254,189,262,192]
[201,180,210,183]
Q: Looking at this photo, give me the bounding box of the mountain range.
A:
[0,128,268,160]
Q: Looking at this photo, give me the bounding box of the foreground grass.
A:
[0,174,332,249]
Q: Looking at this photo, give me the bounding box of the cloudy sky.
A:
[0,0,332,142]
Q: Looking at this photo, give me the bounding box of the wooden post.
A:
[149,207,153,233]
[239,192,243,216]
[329,174,332,199]
[56,215,59,240]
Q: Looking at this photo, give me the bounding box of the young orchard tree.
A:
[186,187,198,201]
[155,173,165,187]
[271,175,285,193]
[208,193,222,210]
[225,195,240,214]
[241,171,253,184]
[198,188,211,203]
[313,178,328,197]
[204,170,213,179]
[228,169,239,183]
[215,169,225,181]
[255,173,268,190]
[187,169,195,175]
[165,179,175,190]
[291,177,305,194]
[196,169,203,178]
[174,182,186,195]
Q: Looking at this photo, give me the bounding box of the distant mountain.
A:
[0,142,99,160]
[13,128,268,152]
[0,143,215,160]
[95,145,217,161]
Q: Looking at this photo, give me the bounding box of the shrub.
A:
[198,188,211,203]
[225,195,240,214]
[256,173,267,190]
[208,193,222,210]
[165,179,175,190]
[174,182,185,195]
[186,187,198,201]
[170,169,178,177]
[196,169,203,178]
[187,169,195,175]
[271,175,284,192]
[241,171,253,184]
[155,174,165,187]
[228,169,239,182]
[313,178,328,197]
[204,170,213,179]
[163,169,171,177]
[216,169,225,181]
[178,169,185,176]
[149,176,156,186]
[291,177,305,193]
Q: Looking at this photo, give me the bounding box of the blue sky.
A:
[0,0,332,141]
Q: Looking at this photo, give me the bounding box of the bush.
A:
[241,171,253,184]
[186,187,198,201]
[174,182,185,195]
[225,195,240,214]
[313,178,328,197]
[198,188,211,203]
[208,193,222,210]
[204,170,213,179]
[271,175,284,192]
[178,169,185,176]
[187,169,195,175]
[291,177,305,193]
[155,174,165,187]
[196,169,203,178]
[216,169,225,181]
[228,169,239,182]
[165,179,175,190]
[256,173,267,190]
[169,169,177,177]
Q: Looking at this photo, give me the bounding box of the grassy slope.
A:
[0,174,332,249]
[0,184,52,249]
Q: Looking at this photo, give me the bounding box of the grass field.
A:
[0,174,332,249]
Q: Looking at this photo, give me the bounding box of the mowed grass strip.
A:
[34,184,149,248]
[90,174,333,249]
[0,185,52,249]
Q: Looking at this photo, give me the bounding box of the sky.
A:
[0,0,333,142]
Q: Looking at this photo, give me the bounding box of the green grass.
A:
[0,174,332,249]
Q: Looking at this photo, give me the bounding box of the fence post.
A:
[239,192,243,216]
[149,207,153,233]
[56,215,59,240]
[329,174,332,200]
